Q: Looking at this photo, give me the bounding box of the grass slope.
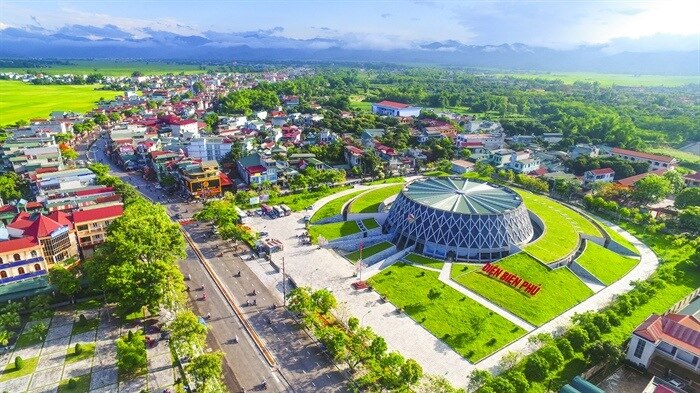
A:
[0,80,115,125]
[308,221,361,241]
[575,242,639,285]
[369,263,526,362]
[310,190,365,223]
[451,253,593,326]
[362,218,380,230]
[516,189,601,263]
[594,218,639,255]
[346,241,393,262]
[266,186,352,212]
[349,184,404,213]
[404,253,446,270]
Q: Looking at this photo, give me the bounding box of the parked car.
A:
[259,231,269,237]
[303,215,311,223]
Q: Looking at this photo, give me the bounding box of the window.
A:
[0,271,6,278]
[0,257,3,264]
[30,250,38,258]
[633,339,646,358]
[77,225,88,231]
[34,264,41,271]
[13,253,21,261]
[17,267,25,275]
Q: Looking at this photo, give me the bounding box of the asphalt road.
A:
[85,135,346,393]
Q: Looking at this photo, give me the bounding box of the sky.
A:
[1,0,699,52]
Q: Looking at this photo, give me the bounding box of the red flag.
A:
[359,242,363,252]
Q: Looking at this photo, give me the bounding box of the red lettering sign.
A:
[482,263,540,296]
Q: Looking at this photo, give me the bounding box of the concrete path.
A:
[439,263,536,332]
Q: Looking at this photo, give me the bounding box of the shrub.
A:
[14,356,23,370]
[488,377,516,393]
[566,326,589,351]
[605,310,621,327]
[67,378,78,389]
[75,343,83,355]
[524,354,550,381]
[506,371,529,393]
[78,314,87,325]
[592,313,612,333]
[556,337,575,359]
[540,344,565,370]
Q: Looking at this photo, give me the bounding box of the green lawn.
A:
[57,374,92,393]
[349,184,404,213]
[310,190,365,223]
[65,343,96,364]
[14,331,43,349]
[4,60,208,76]
[575,242,639,285]
[366,177,405,185]
[362,218,380,230]
[404,253,446,270]
[368,263,526,362]
[265,186,352,212]
[450,263,481,276]
[516,189,602,263]
[594,218,639,255]
[495,71,700,87]
[451,253,593,326]
[0,80,117,125]
[346,241,394,262]
[349,101,373,111]
[0,356,39,382]
[71,317,100,336]
[308,221,361,242]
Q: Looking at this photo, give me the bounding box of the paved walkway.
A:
[244,184,660,388]
[0,308,175,393]
[438,263,536,332]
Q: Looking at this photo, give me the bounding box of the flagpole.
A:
[359,242,363,282]
[282,257,286,308]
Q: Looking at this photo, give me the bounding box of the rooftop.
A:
[634,313,700,356]
[374,100,411,109]
[402,177,522,215]
[612,147,676,164]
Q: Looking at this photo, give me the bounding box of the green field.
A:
[362,218,380,230]
[516,189,602,263]
[404,253,446,270]
[345,241,394,262]
[451,253,593,326]
[648,146,700,169]
[308,221,361,242]
[265,186,352,211]
[369,263,526,362]
[310,190,365,223]
[0,80,116,125]
[495,71,700,87]
[575,242,639,285]
[3,60,208,76]
[349,184,404,213]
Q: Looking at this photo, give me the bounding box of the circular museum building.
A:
[384,177,534,262]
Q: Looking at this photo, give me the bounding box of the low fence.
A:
[666,288,700,315]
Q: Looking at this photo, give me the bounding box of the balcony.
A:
[0,256,45,270]
[0,269,47,285]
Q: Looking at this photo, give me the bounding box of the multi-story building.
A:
[583,168,615,186]
[187,137,233,161]
[7,145,63,174]
[611,148,677,172]
[73,204,124,257]
[177,160,222,198]
[237,153,279,185]
[7,212,78,265]
[0,234,46,287]
[371,101,422,117]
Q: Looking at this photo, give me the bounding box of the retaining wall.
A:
[362,246,415,280]
[324,234,393,252]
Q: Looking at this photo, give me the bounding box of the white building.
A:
[371,100,422,117]
[455,133,505,150]
[611,147,678,172]
[465,120,502,133]
[626,313,699,380]
[169,119,200,138]
[187,137,233,161]
[583,168,615,185]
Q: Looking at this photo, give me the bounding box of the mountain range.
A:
[1,24,697,74]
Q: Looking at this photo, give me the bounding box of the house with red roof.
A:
[73,204,124,256]
[626,312,700,388]
[344,145,364,168]
[583,168,615,186]
[371,100,422,117]
[683,172,700,188]
[611,148,678,172]
[616,168,668,188]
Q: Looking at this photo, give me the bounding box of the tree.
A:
[93,113,109,125]
[474,161,495,178]
[193,81,206,94]
[187,352,224,393]
[88,200,186,315]
[416,374,466,393]
[0,303,20,331]
[663,170,685,195]
[506,371,529,393]
[675,187,700,209]
[584,340,622,364]
[287,287,315,315]
[678,206,700,232]
[169,310,208,358]
[631,174,671,205]
[427,287,443,302]
[566,326,590,351]
[524,354,550,381]
[59,143,78,161]
[116,330,147,376]
[487,377,515,393]
[556,337,575,359]
[467,369,492,392]
[0,172,28,202]
[49,266,80,299]
[88,163,111,178]
[360,151,383,178]
[311,288,337,315]
[539,344,565,370]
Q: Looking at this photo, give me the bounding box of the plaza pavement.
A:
[244,182,660,389]
[0,308,175,393]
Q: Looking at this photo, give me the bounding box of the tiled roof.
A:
[375,100,411,109]
[588,168,615,175]
[634,313,700,356]
[24,214,64,238]
[0,236,40,254]
[245,165,267,175]
[611,147,676,163]
[616,169,667,187]
[345,145,364,155]
[684,172,700,181]
[47,210,74,229]
[72,205,124,224]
